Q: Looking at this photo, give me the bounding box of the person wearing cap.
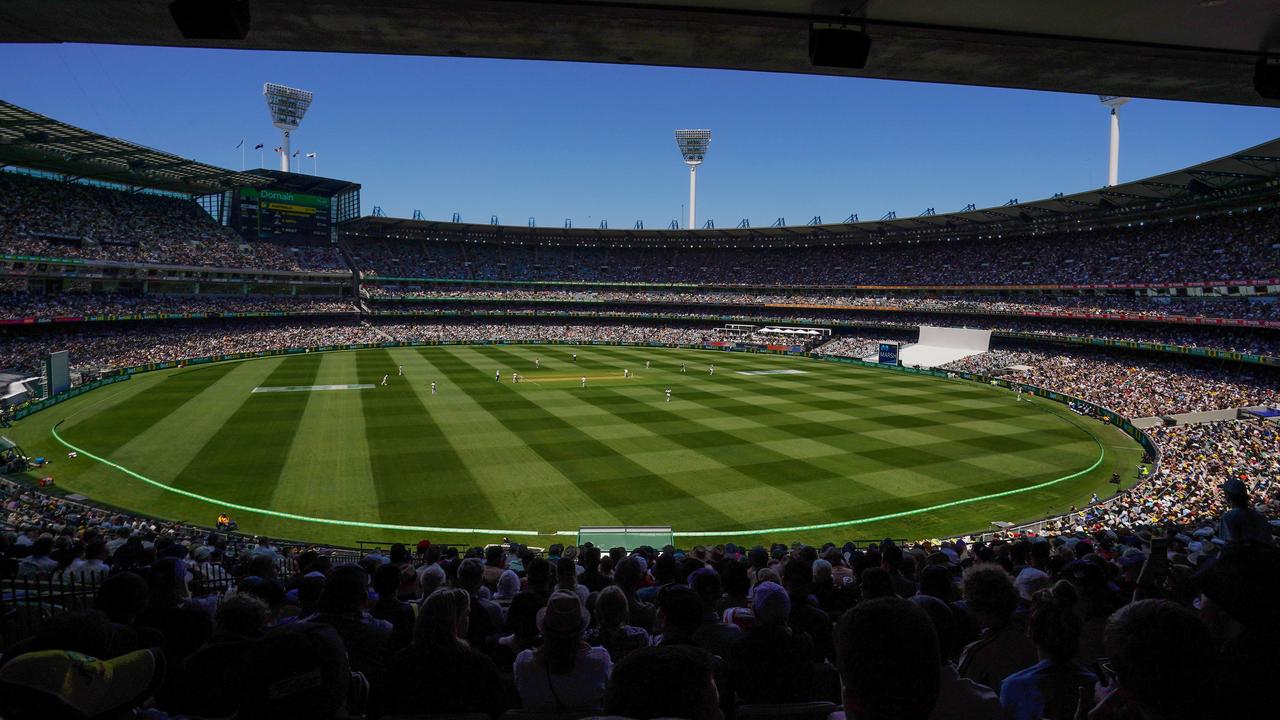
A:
[1217,478,1275,547]
[513,589,612,712]
[729,581,816,703]
[302,564,391,698]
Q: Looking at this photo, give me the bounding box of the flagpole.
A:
[240,140,245,171]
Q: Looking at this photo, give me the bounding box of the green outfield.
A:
[9,346,1144,547]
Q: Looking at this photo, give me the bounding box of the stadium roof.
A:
[2,1,1279,107]
[0,100,274,194]
[344,136,1280,244]
[249,169,360,197]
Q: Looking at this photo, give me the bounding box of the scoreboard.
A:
[238,187,331,241]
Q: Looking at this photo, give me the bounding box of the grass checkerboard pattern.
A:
[11,346,1143,547]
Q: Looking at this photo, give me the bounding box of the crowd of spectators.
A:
[368,285,1280,323]
[374,322,717,347]
[345,206,1280,285]
[366,300,1280,356]
[0,319,387,377]
[1059,419,1280,532]
[935,346,1280,417]
[0,292,357,320]
[2,462,1276,719]
[0,172,347,272]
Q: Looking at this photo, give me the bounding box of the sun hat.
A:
[537,589,590,637]
[0,649,161,718]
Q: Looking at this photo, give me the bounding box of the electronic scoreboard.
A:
[238,187,331,241]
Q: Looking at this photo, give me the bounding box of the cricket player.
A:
[572,353,578,363]
[431,381,437,395]
[645,360,650,369]
[495,370,501,382]
[709,364,715,376]
[398,365,404,376]
[681,363,687,373]
[535,358,540,369]
[624,369,631,379]
[581,376,587,388]
[512,372,519,384]
[665,388,671,402]
[381,374,388,386]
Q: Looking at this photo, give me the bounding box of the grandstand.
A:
[2,5,1280,719]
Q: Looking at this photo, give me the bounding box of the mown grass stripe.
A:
[357,348,504,525]
[437,346,742,528]
[167,354,323,508]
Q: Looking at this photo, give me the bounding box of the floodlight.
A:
[675,129,711,228]
[1098,96,1131,186]
[264,83,313,172]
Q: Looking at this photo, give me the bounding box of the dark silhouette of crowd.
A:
[3,478,1276,719]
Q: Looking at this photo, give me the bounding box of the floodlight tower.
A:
[675,129,712,229]
[264,83,314,173]
[1099,96,1131,187]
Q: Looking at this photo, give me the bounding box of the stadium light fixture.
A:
[264,83,313,173]
[1098,96,1131,186]
[675,129,711,229]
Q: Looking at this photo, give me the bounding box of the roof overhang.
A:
[2,1,1279,107]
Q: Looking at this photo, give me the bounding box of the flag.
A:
[274,147,282,153]
[293,150,299,157]
[236,139,243,149]
[305,152,316,158]
[254,143,263,149]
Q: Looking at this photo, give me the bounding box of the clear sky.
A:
[2,43,1277,229]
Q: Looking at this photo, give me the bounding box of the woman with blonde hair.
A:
[386,587,509,717]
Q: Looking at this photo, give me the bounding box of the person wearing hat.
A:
[513,589,612,713]
[1217,478,1275,547]
[729,581,816,704]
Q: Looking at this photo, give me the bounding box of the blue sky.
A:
[3,43,1277,228]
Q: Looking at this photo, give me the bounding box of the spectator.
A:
[513,589,612,713]
[834,597,942,720]
[584,584,651,662]
[386,587,509,717]
[1085,599,1215,720]
[998,581,1096,720]
[957,565,1038,691]
[729,581,815,703]
[303,564,391,697]
[908,595,1002,720]
[1217,478,1276,547]
[605,644,723,720]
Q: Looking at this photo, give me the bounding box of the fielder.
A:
[581,376,587,388]
[535,358,540,369]
[709,364,715,376]
[380,374,388,386]
[398,365,404,376]
[431,381,437,395]
[495,370,501,382]
[665,388,671,402]
[624,369,631,379]
[645,361,650,369]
